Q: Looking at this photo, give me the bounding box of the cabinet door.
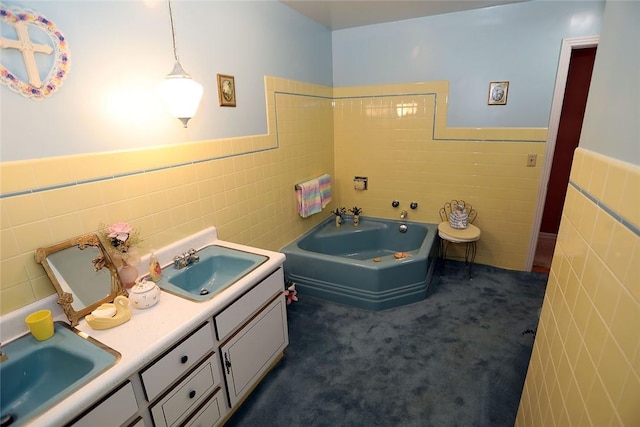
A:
[220,295,288,407]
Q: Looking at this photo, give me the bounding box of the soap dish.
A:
[86,296,132,330]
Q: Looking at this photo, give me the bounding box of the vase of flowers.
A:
[101,222,142,288]
[118,264,139,290]
[349,207,363,226]
[333,207,346,227]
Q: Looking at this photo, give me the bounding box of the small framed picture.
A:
[488,81,509,105]
[217,74,236,107]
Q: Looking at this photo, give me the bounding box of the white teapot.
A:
[128,279,161,309]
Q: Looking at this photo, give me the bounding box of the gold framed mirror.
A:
[35,233,128,326]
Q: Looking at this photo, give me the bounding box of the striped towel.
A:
[296,178,322,218]
[318,174,332,208]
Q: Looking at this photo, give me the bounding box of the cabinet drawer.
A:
[70,381,138,427]
[141,322,214,401]
[183,389,227,427]
[150,353,221,427]
[215,268,283,340]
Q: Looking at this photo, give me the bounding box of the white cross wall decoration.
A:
[0,4,71,100]
[0,20,53,87]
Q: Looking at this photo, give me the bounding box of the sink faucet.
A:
[400,210,407,220]
[173,248,200,270]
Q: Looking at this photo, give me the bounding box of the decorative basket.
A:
[449,206,468,229]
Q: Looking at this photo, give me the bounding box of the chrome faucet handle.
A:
[173,249,199,269]
[173,255,186,269]
[187,249,199,263]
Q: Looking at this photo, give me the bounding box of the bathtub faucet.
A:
[400,210,407,220]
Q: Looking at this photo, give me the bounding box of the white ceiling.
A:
[279,0,527,30]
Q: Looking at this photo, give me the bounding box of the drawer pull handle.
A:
[181,355,189,364]
[224,352,232,374]
[189,390,196,399]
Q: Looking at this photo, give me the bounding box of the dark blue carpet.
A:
[225,261,547,426]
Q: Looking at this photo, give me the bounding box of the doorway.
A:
[527,36,599,272]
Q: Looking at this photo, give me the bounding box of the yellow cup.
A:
[25,309,54,341]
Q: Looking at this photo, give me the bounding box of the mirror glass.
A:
[35,233,128,326]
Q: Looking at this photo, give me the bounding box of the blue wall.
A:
[0,0,332,161]
[579,1,640,165]
[2,1,610,162]
[332,0,604,129]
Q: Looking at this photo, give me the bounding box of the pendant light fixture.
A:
[159,0,203,128]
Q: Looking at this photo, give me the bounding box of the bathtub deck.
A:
[282,217,439,311]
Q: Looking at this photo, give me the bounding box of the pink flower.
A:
[107,222,133,241]
[284,284,298,305]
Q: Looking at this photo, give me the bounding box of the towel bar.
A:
[295,174,331,191]
[294,179,319,191]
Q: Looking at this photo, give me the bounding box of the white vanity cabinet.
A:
[67,267,288,427]
[143,267,287,425]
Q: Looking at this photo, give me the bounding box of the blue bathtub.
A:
[281,216,438,310]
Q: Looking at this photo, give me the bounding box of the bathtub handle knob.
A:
[410,201,418,210]
[399,224,408,233]
[392,200,400,208]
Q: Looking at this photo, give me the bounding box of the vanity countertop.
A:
[1,227,286,427]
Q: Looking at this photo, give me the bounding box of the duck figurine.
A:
[85,295,132,330]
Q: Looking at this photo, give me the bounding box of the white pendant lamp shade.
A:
[160,60,203,128]
[161,0,203,128]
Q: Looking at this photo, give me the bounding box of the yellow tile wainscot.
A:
[516,148,640,427]
[1,78,549,314]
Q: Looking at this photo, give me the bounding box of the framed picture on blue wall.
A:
[488,81,509,105]
[217,74,236,107]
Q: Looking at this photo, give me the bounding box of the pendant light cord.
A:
[167,0,179,62]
